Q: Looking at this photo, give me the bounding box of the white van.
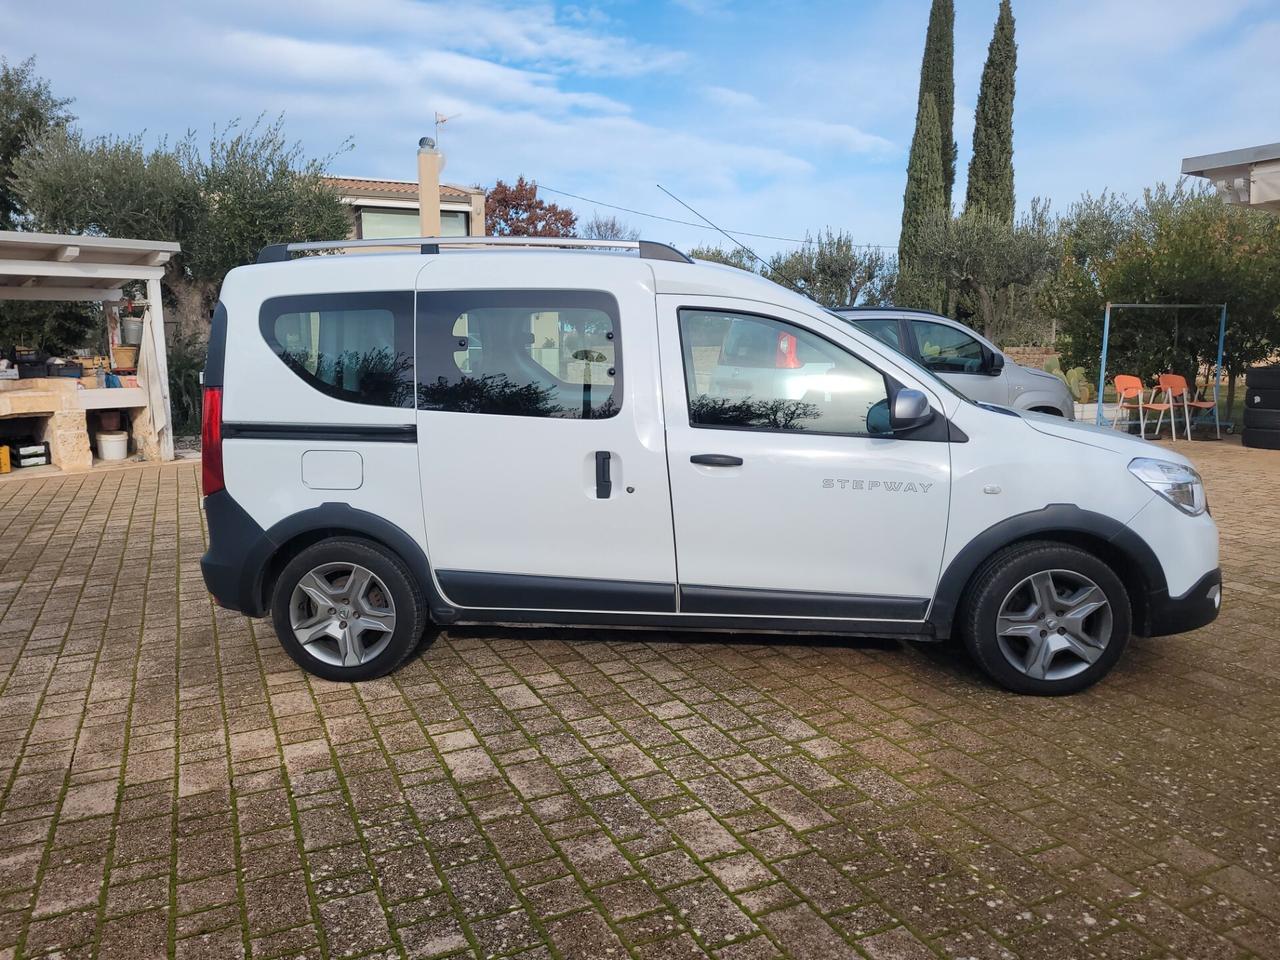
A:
[200,238,1220,695]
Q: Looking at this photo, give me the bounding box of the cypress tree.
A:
[965,0,1017,222]
[917,0,956,206]
[898,92,944,302]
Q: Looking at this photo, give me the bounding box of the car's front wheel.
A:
[961,542,1130,695]
[270,538,426,681]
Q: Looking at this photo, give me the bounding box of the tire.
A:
[1246,365,1280,390]
[1242,427,1280,450]
[1239,407,1280,430]
[270,537,427,681]
[961,541,1131,696]
[1243,407,1280,430]
[1245,388,1280,410]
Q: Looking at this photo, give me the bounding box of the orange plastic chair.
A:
[1111,375,1158,436]
[1158,373,1220,440]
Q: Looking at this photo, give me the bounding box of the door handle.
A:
[690,454,743,467]
[595,451,612,499]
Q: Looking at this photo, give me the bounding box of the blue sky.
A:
[3,0,1278,255]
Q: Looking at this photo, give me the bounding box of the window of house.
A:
[440,210,470,236]
[260,292,415,407]
[417,290,620,418]
[358,208,420,239]
[910,319,986,373]
[679,309,890,436]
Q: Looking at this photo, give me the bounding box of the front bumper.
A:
[1141,567,1222,637]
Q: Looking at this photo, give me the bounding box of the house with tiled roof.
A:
[323,144,485,239]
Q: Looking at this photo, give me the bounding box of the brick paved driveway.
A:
[0,440,1276,960]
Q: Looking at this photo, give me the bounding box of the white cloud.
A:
[235,0,686,77]
[703,87,894,155]
[669,0,732,17]
[216,30,629,116]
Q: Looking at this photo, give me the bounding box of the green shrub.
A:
[168,335,206,436]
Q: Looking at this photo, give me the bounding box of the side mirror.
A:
[891,388,934,432]
[985,350,1006,376]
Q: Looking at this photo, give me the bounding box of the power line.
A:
[537,184,896,249]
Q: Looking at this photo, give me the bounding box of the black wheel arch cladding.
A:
[201,495,441,618]
[929,504,1165,640]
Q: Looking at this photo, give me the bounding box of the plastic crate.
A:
[7,440,50,468]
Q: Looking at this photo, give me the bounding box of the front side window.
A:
[679,309,891,436]
[417,290,620,419]
[261,292,414,407]
[911,319,985,373]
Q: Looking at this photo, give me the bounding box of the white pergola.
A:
[0,230,180,461]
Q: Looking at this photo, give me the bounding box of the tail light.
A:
[776,332,802,369]
[201,386,224,495]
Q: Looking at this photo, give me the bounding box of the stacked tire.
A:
[1243,365,1280,450]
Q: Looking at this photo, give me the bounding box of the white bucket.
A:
[97,430,129,461]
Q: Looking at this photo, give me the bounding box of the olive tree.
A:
[767,230,894,307]
[14,116,351,334]
[913,199,1059,343]
[0,56,73,229]
[1054,184,1280,411]
[689,232,895,309]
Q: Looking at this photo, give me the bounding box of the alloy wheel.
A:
[289,562,397,668]
[995,569,1112,681]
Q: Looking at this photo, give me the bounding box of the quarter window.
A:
[261,292,414,408]
[679,309,891,436]
[854,317,903,350]
[417,290,620,418]
[910,319,985,373]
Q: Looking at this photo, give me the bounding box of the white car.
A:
[835,307,1077,418]
[200,238,1220,695]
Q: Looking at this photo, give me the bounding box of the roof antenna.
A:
[434,111,460,146]
[655,184,812,300]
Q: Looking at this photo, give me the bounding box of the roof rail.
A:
[831,305,946,317]
[256,236,692,265]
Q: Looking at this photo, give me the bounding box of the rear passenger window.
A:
[261,292,414,407]
[417,290,620,419]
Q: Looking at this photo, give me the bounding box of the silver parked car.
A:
[835,307,1076,418]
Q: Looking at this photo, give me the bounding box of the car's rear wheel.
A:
[962,542,1130,695]
[271,538,426,681]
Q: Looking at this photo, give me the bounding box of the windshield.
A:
[825,310,973,405]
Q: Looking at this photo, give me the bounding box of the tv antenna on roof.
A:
[434,112,460,145]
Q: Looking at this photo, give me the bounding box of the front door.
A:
[415,265,677,613]
[908,317,1011,406]
[658,297,951,622]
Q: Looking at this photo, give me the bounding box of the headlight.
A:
[1128,457,1207,516]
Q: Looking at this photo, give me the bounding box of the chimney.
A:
[417,138,442,237]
